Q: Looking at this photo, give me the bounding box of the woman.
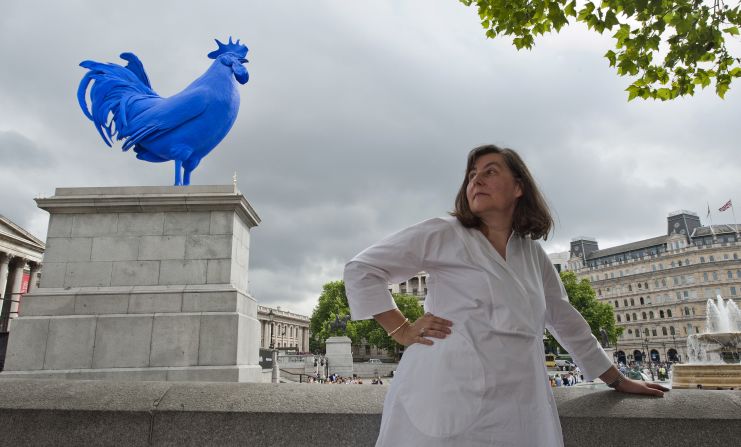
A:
[344,144,667,447]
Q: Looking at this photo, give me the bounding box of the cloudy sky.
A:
[2,1,739,316]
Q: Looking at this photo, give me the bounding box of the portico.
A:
[0,215,45,370]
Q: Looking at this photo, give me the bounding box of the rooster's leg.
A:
[174,160,183,186]
[182,158,201,187]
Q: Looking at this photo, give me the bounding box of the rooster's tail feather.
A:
[78,56,159,149]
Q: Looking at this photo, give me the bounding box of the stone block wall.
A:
[1,186,263,382]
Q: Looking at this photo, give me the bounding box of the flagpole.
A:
[731,199,739,237]
[707,202,716,240]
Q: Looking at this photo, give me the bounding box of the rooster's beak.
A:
[239,58,248,64]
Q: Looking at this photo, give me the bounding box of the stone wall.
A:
[0,379,738,446]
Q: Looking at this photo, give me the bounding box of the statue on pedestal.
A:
[78,38,250,186]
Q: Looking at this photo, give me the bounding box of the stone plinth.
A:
[326,336,353,377]
[672,363,741,389]
[1,185,263,382]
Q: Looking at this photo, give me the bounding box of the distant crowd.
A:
[550,367,582,387]
[307,373,385,385]
[618,361,672,381]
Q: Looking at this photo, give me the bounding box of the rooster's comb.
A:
[208,37,248,59]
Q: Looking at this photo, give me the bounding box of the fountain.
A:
[672,296,741,389]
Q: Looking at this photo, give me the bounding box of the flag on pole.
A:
[707,203,711,218]
[719,199,732,212]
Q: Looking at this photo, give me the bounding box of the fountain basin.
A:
[671,364,741,389]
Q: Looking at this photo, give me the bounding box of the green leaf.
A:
[564,0,576,17]
[604,49,617,66]
[724,26,740,36]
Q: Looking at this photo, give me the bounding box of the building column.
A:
[27,262,41,293]
[0,253,9,301]
[8,257,27,319]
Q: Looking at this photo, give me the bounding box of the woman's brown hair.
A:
[451,144,553,240]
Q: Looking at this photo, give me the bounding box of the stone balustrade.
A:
[0,379,739,446]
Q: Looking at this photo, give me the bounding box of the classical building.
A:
[0,215,45,369]
[388,272,428,302]
[257,305,310,353]
[565,210,741,365]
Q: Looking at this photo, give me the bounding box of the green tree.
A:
[460,0,741,100]
[309,280,361,353]
[308,280,425,358]
[545,271,624,353]
[355,294,426,360]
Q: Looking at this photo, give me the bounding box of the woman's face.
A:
[466,153,523,219]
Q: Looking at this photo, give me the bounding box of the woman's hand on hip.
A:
[397,312,453,346]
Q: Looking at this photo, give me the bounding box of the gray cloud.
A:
[1,0,740,316]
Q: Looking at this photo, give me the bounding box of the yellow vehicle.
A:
[545,354,556,368]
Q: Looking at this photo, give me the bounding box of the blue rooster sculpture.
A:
[77,38,249,186]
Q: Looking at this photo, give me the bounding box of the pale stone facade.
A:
[565,210,741,365]
[257,305,309,353]
[388,272,428,301]
[0,215,45,369]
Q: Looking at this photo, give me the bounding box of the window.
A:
[630,298,635,306]
[638,282,642,289]
[712,271,718,280]
[728,271,733,279]
[652,329,657,336]
[731,286,737,296]
[671,261,675,268]
[700,256,705,263]
[626,314,630,321]
[642,312,647,320]
[633,312,637,321]
[667,309,672,318]
[661,278,667,287]
[654,280,659,288]
[685,259,690,266]
[695,327,700,333]
[617,314,622,322]
[628,284,632,291]
[737,270,741,278]
[660,310,665,318]
[683,291,689,298]
[684,306,690,316]
[662,327,668,336]
[635,331,640,338]
[644,282,648,289]
[628,329,632,334]
[615,300,619,308]
[710,255,715,262]
[649,311,655,319]
[724,254,729,260]
[670,326,675,335]
[640,297,645,305]
[624,299,628,306]
[735,253,739,260]
[703,272,708,281]
[644,328,650,337]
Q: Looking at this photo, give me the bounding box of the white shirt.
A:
[344,217,612,447]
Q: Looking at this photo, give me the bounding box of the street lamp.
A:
[268,309,280,383]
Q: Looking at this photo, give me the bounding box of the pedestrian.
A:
[344,144,668,446]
